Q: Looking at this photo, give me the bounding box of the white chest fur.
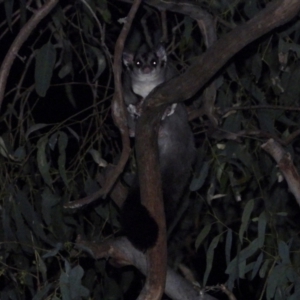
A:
[131,75,165,98]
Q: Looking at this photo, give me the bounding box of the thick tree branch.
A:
[76,236,218,300]
[146,0,300,108]
[0,0,59,110]
[135,107,167,300]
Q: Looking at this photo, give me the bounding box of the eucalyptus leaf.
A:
[25,124,48,140]
[222,111,242,132]
[66,126,80,141]
[98,0,111,23]
[59,264,89,300]
[42,243,63,259]
[203,234,222,286]
[13,146,26,161]
[89,46,106,82]
[35,42,57,97]
[195,223,211,250]
[239,199,254,243]
[190,161,210,191]
[266,264,288,300]
[238,260,247,279]
[37,136,52,187]
[15,191,53,246]
[251,53,262,81]
[2,206,17,252]
[51,3,66,29]
[288,289,300,300]
[240,77,265,102]
[279,67,300,105]
[48,132,58,150]
[226,62,238,81]
[32,283,53,300]
[226,238,259,274]
[65,84,77,108]
[12,196,32,253]
[69,265,89,298]
[225,229,232,266]
[251,252,263,280]
[41,187,61,226]
[58,62,72,78]
[258,211,267,247]
[276,212,288,217]
[36,254,48,282]
[257,109,275,134]
[60,271,71,300]
[0,136,9,158]
[58,131,69,187]
[278,240,290,265]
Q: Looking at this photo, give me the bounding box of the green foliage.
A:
[1,0,300,299]
[35,42,57,97]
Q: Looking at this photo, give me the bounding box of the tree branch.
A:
[135,107,167,300]
[262,139,300,206]
[76,236,219,300]
[146,0,300,108]
[0,0,59,110]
